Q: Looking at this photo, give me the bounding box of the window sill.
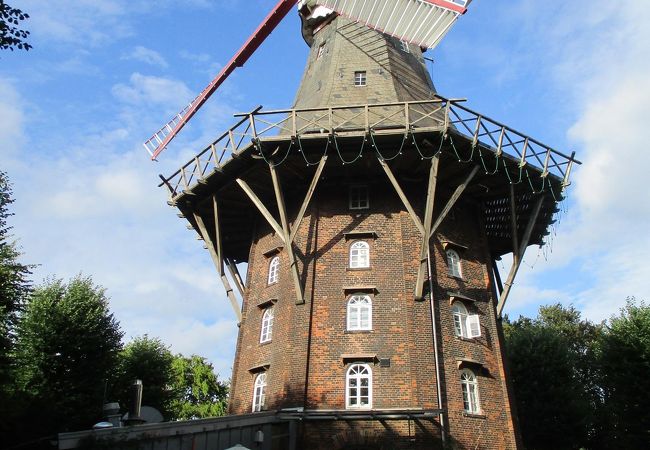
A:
[462,412,486,419]
[345,330,373,334]
[456,336,479,342]
[347,267,372,272]
[259,340,272,346]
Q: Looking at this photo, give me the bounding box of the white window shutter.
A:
[467,315,481,338]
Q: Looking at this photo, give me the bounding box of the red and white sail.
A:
[313,0,471,49]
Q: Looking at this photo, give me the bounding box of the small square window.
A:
[399,40,410,53]
[317,43,325,59]
[354,71,366,86]
[349,185,369,210]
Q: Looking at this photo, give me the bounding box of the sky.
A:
[1,0,649,380]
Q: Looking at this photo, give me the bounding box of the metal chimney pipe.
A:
[124,379,145,426]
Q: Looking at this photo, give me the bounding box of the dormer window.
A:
[349,185,369,210]
[317,43,325,59]
[399,40,410,53]
[354,71,366,86]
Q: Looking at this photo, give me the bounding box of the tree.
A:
[14,275,123,434]
[0,171,32,398]
[505,314,592,450]
[113,335,175,420]
[0,1,31,51]
[598,298,650,449]
[170,355,228,420]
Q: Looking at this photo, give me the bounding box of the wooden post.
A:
[289,156,328,243]
[269,164,304,304]
[226,258,245,299]
[236,179,286,241]
[509,185,519,264]
[378,158,425,236]
[496,196,545,316]
[192,211,242,323]
[428,165,480,238]
[415,155,440,299]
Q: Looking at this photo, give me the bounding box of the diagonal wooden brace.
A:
[192,209,242,323]
[496,195,545,317]
[236,179,286,243]
[428,165,480,239]
[269,164,304,304]
[414,155,440,299]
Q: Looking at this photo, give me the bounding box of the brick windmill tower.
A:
[150,1,579,449]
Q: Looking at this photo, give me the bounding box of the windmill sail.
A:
[313,0,470,49]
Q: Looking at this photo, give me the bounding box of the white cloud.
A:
[112,73,194,107]
[504,0,650,321]
[124,46,169,68]
[0,79,26,157]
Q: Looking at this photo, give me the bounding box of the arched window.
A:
[252,372,267,412]
[446,249,462,278]
[451,302,481,339]
[267,256,280,285]
[451,302,468,337]
[460,369,480,414]
[349,241,370,268]
[260,307,274,343]
[347,295,372,331]
[346,364,372,409]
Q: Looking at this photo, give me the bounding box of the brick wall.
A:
[229,177,519,450]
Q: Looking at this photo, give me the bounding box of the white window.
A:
[349,185,369,210]
[347,295,372,331]
[451,302,481,338]
[252,372,267,412]
[349,240,370,268]
[346,364,372,409]
[260,307,274,343]
[354,71,366,86]
[267,256,280,285]
[446,249,462,278]
[461,369,480,414]
[317,43,325,59]
[399,40,410,53]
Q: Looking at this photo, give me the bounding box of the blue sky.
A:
[1,0,649,378]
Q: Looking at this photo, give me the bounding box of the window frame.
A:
[345,363,372,409]
[399,40,410,53]
[267,255,280,285]
[451,301,481,339]
[354,71,367,87]
[349,240,370,269]
[349,184,369,210]
[317,43,325,59]
[460,369,480,414]
[347,294,372,331]
[446,249,462,278]
[252,372,267,412]
[260,306,274,343]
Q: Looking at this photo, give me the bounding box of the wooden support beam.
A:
[236,178,286,242]
[415,155,440,300]
[496,196,545,317]
[429,165,480,238]
[212,195,224,275]
[289,156,328,243]
[226,258,245,299]
[378,158,426,236]
[192,211,242,323]
[269,164,305,304]
[509,185,519,265]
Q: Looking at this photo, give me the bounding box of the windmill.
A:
[151,1,580,449]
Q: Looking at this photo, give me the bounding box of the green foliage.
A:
[114,335,175,420]
[170,355,228,419]
[597,298,650,449]
[0,1,32,51]
[505,308,593,450]
[14,275,123,433]
[0,172,32,403]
